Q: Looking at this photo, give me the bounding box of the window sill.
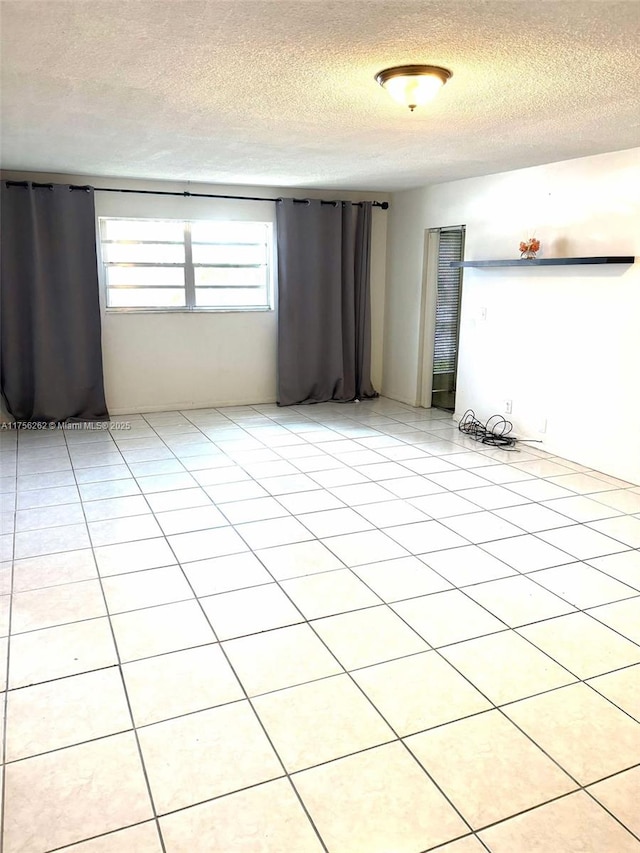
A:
[105,307,274,314]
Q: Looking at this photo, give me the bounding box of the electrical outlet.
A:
[538,418,547,434]
[504,400,512,414]
[479,306,487,321]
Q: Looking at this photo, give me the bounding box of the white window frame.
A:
[99,217,275,313]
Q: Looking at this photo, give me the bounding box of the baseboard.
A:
[107,397,278,415]
[380,391,421,408]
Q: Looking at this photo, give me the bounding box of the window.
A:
[99,218,273,310]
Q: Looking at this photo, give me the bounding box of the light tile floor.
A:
[1,397,639,853]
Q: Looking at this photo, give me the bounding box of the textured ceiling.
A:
[1,0,640,191]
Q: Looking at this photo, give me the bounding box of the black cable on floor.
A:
[458,409,518,448]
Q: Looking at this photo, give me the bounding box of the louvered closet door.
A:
[432,227,465,410]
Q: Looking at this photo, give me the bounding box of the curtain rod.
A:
[4,181,389,210]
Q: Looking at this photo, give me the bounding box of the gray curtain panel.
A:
[1,182,109,422]
[276,198,378,406]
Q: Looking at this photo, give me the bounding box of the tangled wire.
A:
[458,409,518,448]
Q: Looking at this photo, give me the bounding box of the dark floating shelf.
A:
[451,256,635,268]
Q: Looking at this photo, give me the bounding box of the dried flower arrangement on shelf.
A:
[519,237,541,259]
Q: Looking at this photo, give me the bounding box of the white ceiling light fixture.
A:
[375,65,452,112]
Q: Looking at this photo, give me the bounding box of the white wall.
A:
[383,148,640,483]
[2,171,388,414]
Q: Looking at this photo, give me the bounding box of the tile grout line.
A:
[138,402,479,852]
[130,410,332,853]
[312,492,640,845]
[10,434,638,563]
[44,816,162,852]
[8,413,640,676]
[6,645,640,769]
[7,529,640,609]
[155,520,478,853]
[166,411,551,842]
[0,426,21,851]
[238,457,640,848]
[3,402,640,850]
[61,425,169,853]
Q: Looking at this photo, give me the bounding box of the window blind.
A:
[433,228,464,375]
